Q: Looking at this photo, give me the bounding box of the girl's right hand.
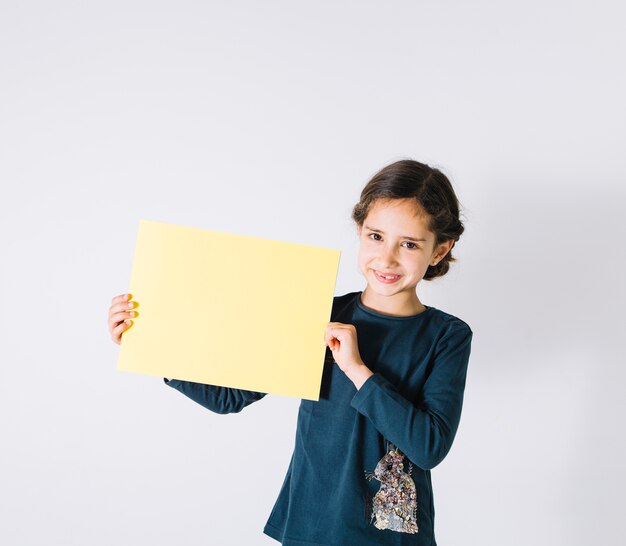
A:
[108,293,137,345]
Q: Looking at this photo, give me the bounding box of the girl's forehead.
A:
[366,198,431,228]
[369,197,426,214]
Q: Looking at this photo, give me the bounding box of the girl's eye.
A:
[366,233,419,249]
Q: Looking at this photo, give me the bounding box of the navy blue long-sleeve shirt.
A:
[165,291,473,545]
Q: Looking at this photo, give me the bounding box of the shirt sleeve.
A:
[350,322,473,470]
[164,378,267,414]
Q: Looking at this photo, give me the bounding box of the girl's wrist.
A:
[346,362,374,390]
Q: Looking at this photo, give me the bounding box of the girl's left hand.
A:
[324,322,365,374]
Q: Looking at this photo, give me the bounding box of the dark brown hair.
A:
[352,159,465,280]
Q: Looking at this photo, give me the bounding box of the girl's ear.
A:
[432,239,454,263]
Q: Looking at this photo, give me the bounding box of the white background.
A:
[1,1,624,545]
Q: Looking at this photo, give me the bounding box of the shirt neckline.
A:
[354,291,433,320]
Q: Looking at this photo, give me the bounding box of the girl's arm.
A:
[350,323,473,470]
[164,378,267,414]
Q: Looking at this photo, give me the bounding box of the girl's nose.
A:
[377,246,399,267]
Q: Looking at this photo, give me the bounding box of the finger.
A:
[110,299,136,313]
[326,327,349,342]
[327,323,352,333]
[324,327,338,346]
[324,327,339,346]
[108,310,136,330]
[109,299,137,318]
[111,293,132,305]
[327,322,356,333]
[109,293,135,313]
[111,319,132,344]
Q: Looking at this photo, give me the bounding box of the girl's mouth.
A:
[374,270,402,284]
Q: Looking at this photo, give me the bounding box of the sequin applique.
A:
[365,443,418,534]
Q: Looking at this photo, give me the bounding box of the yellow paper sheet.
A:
[117,219,340,401]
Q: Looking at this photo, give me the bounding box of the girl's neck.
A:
[359,287,426,317]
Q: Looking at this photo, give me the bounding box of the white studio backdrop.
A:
[1,1,624,545]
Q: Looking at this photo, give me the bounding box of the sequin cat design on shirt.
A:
[365,444,418,534]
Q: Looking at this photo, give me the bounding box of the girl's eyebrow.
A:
[364,225,427,242]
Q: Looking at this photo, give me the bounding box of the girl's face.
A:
[357,198,451,313]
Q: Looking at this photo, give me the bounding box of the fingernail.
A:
[125,319,131,324]
[128,302,134,308]
[129,311,135,317]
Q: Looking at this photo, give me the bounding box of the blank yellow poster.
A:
[117,219,341,401]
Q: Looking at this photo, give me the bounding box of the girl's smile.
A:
[373,270,402,284]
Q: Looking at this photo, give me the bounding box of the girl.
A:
[108,159,473,545]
